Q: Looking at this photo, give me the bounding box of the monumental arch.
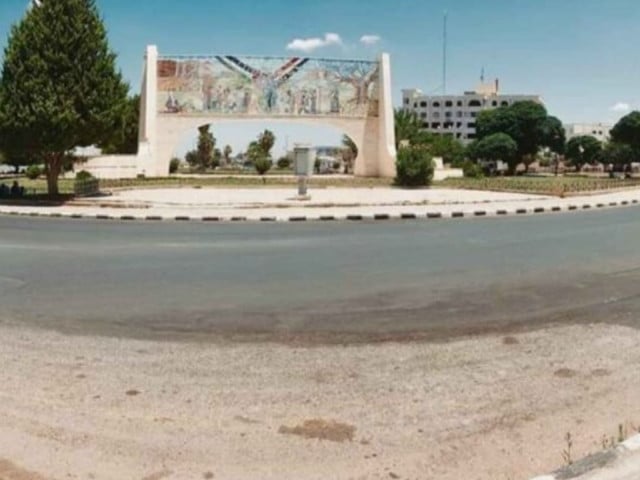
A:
[94,46,395,178]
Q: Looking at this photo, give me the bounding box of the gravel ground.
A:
[1,321,640,480]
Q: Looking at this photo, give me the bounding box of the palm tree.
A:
[394,109,422,149]
[341,135,358,174]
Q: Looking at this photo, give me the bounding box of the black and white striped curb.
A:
[1,199,639,223]
[530,434,640,480]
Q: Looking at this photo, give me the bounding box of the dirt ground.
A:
[0,321,639,480]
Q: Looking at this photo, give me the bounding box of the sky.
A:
[1,0,639,157]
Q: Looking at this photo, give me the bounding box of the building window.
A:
[431,122,441,129]
[433,101,441,107]
[468,133,477,139]
[492,101,498,107]
[457,100,463,107]
[445,111,452,118]
[470,112,477,118]
[501,101,509,107]
[468,99,482,107]
[456,111,463,118]
[420,112,427,119]
[414,103,418,108]
[456,122,462,128]
[445,100,453,107]
[467,122,476,129]
[404,98,409,105]
[422,122,429,128]
[420,101,427,108]
[433,112,440,119]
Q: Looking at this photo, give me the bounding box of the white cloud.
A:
[360,34,381,46]
[286,33,343,53]
[611,102,631,113]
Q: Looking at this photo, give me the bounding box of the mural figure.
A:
[165,91,180,113]
[330,87,340,114]
[156,55,379,118]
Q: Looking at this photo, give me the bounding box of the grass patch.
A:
[8,174,640,197]
[0,176,76,195]
[438,176,640,196]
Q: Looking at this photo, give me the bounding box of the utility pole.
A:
[442,11,448,95]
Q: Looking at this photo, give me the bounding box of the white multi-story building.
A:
[563,123,612,143]
[402,80,541,144]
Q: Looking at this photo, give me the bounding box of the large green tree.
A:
[610,111,640,157]
[100,94,140,154]
[0,0,128,195]
[468,133,518,172]
[602,142,635,168]
[565,135,602,171]
[541,115,566,155]
[476,101,553,171]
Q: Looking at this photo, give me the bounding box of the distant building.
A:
[402,80,542,144]
[564,123,612,143]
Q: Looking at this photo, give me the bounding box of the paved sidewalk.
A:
[1,187,640,221]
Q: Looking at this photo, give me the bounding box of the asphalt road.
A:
[2,209,640,343]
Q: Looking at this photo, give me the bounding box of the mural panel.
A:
[157,56,380,118]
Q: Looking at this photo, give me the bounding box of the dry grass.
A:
[278,419,356,443]
[554,368,578,378]
[0,459,47,480]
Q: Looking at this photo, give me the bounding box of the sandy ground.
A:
[1,321,639,480]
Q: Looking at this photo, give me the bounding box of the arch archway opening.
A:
[169,119,361,176]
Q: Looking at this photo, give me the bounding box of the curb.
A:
[530,433,640,480]
[1,198,639,224]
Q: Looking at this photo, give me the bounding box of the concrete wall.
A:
[81,155,140,179]
[433,168,463,181]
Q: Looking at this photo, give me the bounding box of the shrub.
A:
[169,157,181,174]
[462,160,483,178]
[394,146,434,187]
[75,170,94,181]
[276,157,291,169]
[25,165,42,179]
[254,157,272,175]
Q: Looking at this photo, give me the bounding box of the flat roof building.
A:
[402,80,542,144]
[564,123,612,143]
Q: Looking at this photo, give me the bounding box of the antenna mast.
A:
[442,11,448,95]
